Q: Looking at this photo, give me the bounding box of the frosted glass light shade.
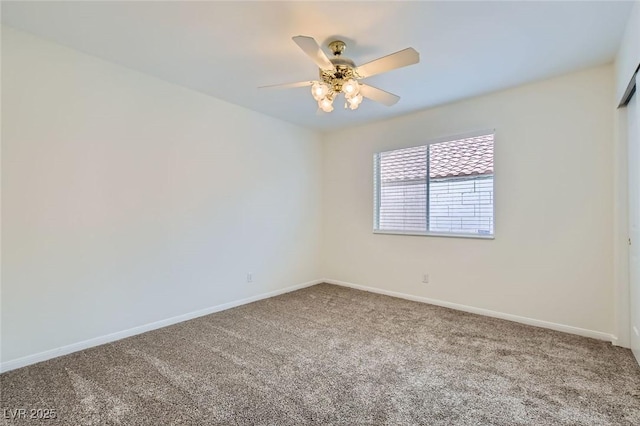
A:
[311,82,330,101]
[348,93,363,110]
[342,79,360,96]
[318,97,334,112]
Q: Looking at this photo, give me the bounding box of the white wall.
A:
[322,65,615,337]
[1,26,323,365]
[0,23,625,370]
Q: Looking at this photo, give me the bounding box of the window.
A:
[373,132,494,238]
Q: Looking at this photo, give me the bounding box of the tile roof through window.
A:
[429,134,494,179]
[379,134,494,183]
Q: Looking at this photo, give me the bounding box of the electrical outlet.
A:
[422,273,429,284]
[247,273,253,283]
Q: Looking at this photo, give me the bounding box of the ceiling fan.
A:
[260,36,420,113]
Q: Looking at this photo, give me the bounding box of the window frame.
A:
[373,129,495,240]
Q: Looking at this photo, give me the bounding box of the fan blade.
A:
[258,81,314,89]
[292,36,335,70]
[360,84,400,106]
[356,48,419,78]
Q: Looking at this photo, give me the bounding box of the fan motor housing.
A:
[320,59,359,92]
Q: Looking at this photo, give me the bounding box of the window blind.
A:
[374,133,494,237]
[374,145,428,232]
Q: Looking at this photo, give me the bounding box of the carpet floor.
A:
[1,283,639,425]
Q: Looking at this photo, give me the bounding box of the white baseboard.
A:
[0,279,322,374]
[324,279,617,343]
[2,278,618,374]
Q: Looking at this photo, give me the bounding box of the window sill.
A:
[373,230,494,240]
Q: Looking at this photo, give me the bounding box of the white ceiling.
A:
[1,1,633,132]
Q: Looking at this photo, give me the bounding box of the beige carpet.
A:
[1,283,639,425]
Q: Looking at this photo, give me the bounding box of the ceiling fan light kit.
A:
[312,77,362,112]
[313,40,364,112]
[260,36,420,114]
